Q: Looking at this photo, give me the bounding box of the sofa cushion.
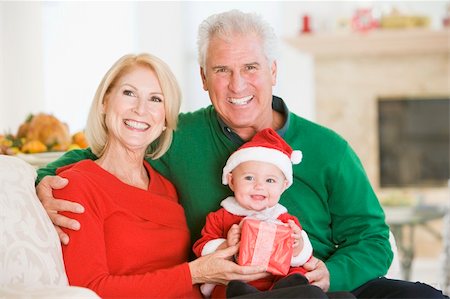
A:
[0,155,68,288]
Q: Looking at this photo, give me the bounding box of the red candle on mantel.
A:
[301,14,311,34]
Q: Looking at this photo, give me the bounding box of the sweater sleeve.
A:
[55,170,196,298]
[36,148,97,184]
[325,144,393,291]
[192,211,227,257]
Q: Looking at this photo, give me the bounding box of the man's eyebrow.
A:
[212,65,228,70]
[211,62,260,70]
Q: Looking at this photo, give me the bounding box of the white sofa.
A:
[0,155,99,298]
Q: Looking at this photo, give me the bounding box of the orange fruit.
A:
[72,131,88,148]
[21,140,47,154]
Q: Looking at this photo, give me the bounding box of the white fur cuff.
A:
[201,238,227,256]
[291,230,313,266]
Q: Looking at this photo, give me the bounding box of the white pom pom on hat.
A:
[222,128,302,187]
[290,150,303,164]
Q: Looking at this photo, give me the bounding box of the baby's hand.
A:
[288,220,304,256]
[227,224,241,247]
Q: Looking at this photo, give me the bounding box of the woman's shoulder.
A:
[56,159,97,178]
[55,160,110,200]
[53,160,106,207]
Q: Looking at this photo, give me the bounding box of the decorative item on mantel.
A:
[443,2,450,28]
[350,6,430,32]
[380,7,430,29]
[351,7,380,32]
[300,14,312,34]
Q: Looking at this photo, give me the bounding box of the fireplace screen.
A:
[378,97,449,187]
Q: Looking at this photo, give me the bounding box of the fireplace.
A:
[378,97,449,188]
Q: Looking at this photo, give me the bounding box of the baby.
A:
[193,128,313,298]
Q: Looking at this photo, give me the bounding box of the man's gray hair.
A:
[197,9,278,69]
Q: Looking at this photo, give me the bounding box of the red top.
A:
[55,160,201,298]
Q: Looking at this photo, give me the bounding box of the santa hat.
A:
[222,128,302,187]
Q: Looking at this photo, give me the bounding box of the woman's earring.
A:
[162,126,167,131]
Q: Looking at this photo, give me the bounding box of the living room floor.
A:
[410,256,448,295]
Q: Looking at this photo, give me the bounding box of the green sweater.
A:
[37,103,392,292]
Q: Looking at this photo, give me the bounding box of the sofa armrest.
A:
[0,285,100,298]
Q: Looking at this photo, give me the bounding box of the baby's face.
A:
[228,161,288,211]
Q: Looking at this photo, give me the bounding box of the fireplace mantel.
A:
[285,28,450,56]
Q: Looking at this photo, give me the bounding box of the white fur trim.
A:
[291,230,313,266]
[220,196,287,219]
[222,147,294,187]
[201,239,226,256]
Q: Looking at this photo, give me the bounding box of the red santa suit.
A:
[193,196,313,298]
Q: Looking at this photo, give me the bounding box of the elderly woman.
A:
[52,53,266,298]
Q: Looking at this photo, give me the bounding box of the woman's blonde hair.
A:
[85,53,181,159]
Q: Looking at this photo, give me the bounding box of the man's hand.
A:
[36,175,85,245]
[189,245,268,285]
[304,256,330,292]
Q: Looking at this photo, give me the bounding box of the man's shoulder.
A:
[178,105,214,127]
[287,113,349,160]
[167,105,218,154]
[289,113,347,144]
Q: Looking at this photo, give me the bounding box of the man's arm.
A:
[36,148,97,183]
[36,148,97,244]
[324,145,392,291]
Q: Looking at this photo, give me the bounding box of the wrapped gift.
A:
[238,218,293,276]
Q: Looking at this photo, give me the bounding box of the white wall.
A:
[0,2,45,134]
[42,2,138,132]
[134,2,185,110]
[0,2,139,133]
[0,1,446,135]
[0,2,4,132]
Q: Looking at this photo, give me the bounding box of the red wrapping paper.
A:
[238,218,293,276]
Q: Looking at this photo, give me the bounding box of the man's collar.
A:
[216,95,290,145]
